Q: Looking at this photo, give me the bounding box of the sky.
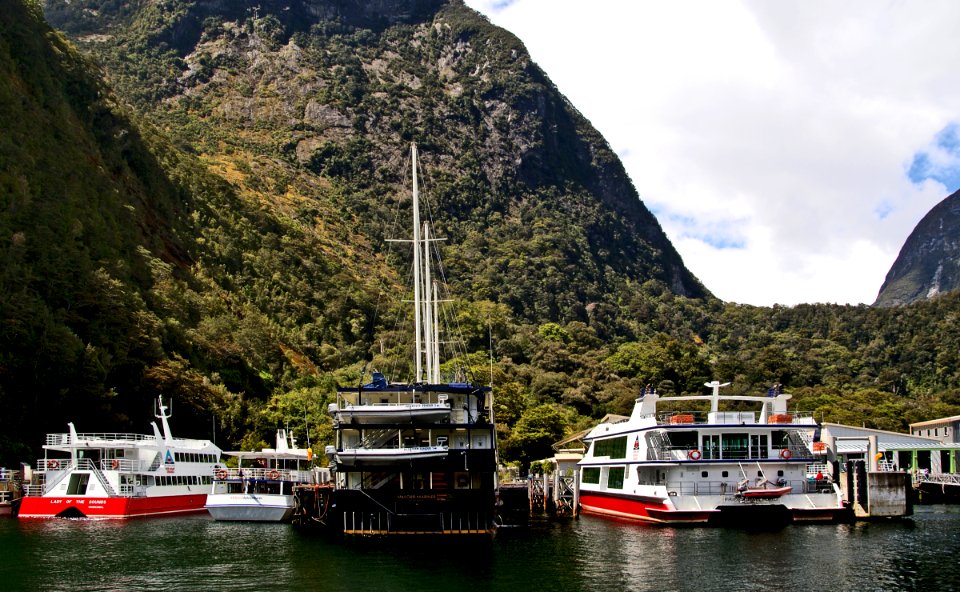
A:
[462,0,960,306]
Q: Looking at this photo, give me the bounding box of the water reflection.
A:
[1,508,958,591]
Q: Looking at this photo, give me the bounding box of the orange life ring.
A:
[46,459,60,470]
[111,459,120,470]
[780,449,792,459]
[268,469,280,480]
[215,469,228,480]
[688,449,702,461]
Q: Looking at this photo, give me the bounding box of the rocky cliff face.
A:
[875,189,960,306]
[41,0,709,323]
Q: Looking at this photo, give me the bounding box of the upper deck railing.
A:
[44,432,204,447]
[212,467,317,483]
[36,458,150,473]
[45,432,155,446]
[656,410,816,426]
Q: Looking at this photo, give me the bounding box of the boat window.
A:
[637,466,659,485]
[582,467,601,484]
[594,436,627,459]
[771,430,789,449]
[722,471,729,478]
[66,473,89,495]
[607,467,625,489]
[701,471,708,478]
[721,433,749,459]
[670,431,699,449]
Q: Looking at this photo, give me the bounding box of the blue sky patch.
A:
[652,207,747,249]
[873,201,894,221]
[907,122,960,191]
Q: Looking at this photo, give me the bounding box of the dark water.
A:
[2,506,959,592]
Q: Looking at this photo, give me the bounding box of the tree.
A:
[501,404,570,473]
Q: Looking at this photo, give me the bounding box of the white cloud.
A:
[464,0,960,305]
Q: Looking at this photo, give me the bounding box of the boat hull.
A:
[205,494,295,522]
[580,491,715,524]
[17,494,208,519]
[580,489,847,526]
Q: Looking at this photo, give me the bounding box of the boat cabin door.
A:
[749,435,768,459]
[704,435,720,460]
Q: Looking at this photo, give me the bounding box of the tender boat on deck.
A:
[205,429,323,522]
[578,381,847,525]
[328,378,453,425]
[18,398,221,519]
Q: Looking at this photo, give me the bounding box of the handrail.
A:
[658,477,828,496]
[99,458,148,472]
[212,467,316,483]
[44,432,204,446]
[917,473,960,485]
[80,458,118,496]
[32,459,122,497]
[656,410,816,425]
[35,460,74,493]
[45,432,156,445]
[361,428,397,448]
[353,487,396,515]
[0,469,20,481]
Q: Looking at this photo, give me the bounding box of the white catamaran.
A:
[577,381,847,525]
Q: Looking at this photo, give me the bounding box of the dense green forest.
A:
[1,0,959,470]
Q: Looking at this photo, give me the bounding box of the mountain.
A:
[875,189,960,307]
[6,0,960,467]
[40,0,709,323]
[0,0,710,463]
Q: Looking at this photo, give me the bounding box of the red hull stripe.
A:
[579,492,717,524]
[18,495,208,519]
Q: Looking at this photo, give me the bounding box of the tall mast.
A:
[422,222,434,383]
[431,280,440,382]
[412,143,423,383]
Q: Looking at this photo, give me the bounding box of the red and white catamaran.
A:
[18,397,222,519]
[578,381,846,525]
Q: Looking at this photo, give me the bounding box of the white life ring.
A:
[268,469,280,480]
[688,449,702,461]
[780,449,792,459]
[46,459,60,470]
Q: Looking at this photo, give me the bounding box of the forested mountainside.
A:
[875,189,960,307]
[1,0,374,461]
[2,0,960,469]
[42,0,707,319]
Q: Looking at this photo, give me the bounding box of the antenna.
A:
[703,380,731,414]
[488,322,494,388]
[303,404,312,449]
[154,397,174,443]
